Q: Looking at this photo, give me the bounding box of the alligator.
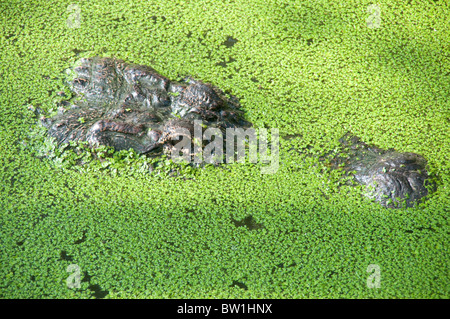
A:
[40,56,435,208]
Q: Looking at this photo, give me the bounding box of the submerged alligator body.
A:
[329,134,434,208]
[40,57,434,208]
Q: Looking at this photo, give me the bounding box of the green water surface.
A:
[0,0,448,298]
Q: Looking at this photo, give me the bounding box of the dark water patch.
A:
[326,270,338,278]
[74,231,87,244]
[82,272,109,298]
[223,36,238,48]
[72,48,84,56]
[231,215,264,231]
[405,224,441,235]
[16,240,25,250]
[216,57,237,68]
[230,280,248,290]
[6,33,17,44]
[112,17,126,23]
[271,261,297,274]
[150,15,166,23]
[60,250,73,261]
[89,284,109,299]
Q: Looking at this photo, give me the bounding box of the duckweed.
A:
[0,0,448,298]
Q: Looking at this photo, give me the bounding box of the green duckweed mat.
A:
[0,0,449,298]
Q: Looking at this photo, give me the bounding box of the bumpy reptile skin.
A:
[329,134,434,208]
[41,56,250,154]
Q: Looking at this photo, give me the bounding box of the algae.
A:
[0,0,448,298]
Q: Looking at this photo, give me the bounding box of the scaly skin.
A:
[41,56,250,154]
[329,134,435,208]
